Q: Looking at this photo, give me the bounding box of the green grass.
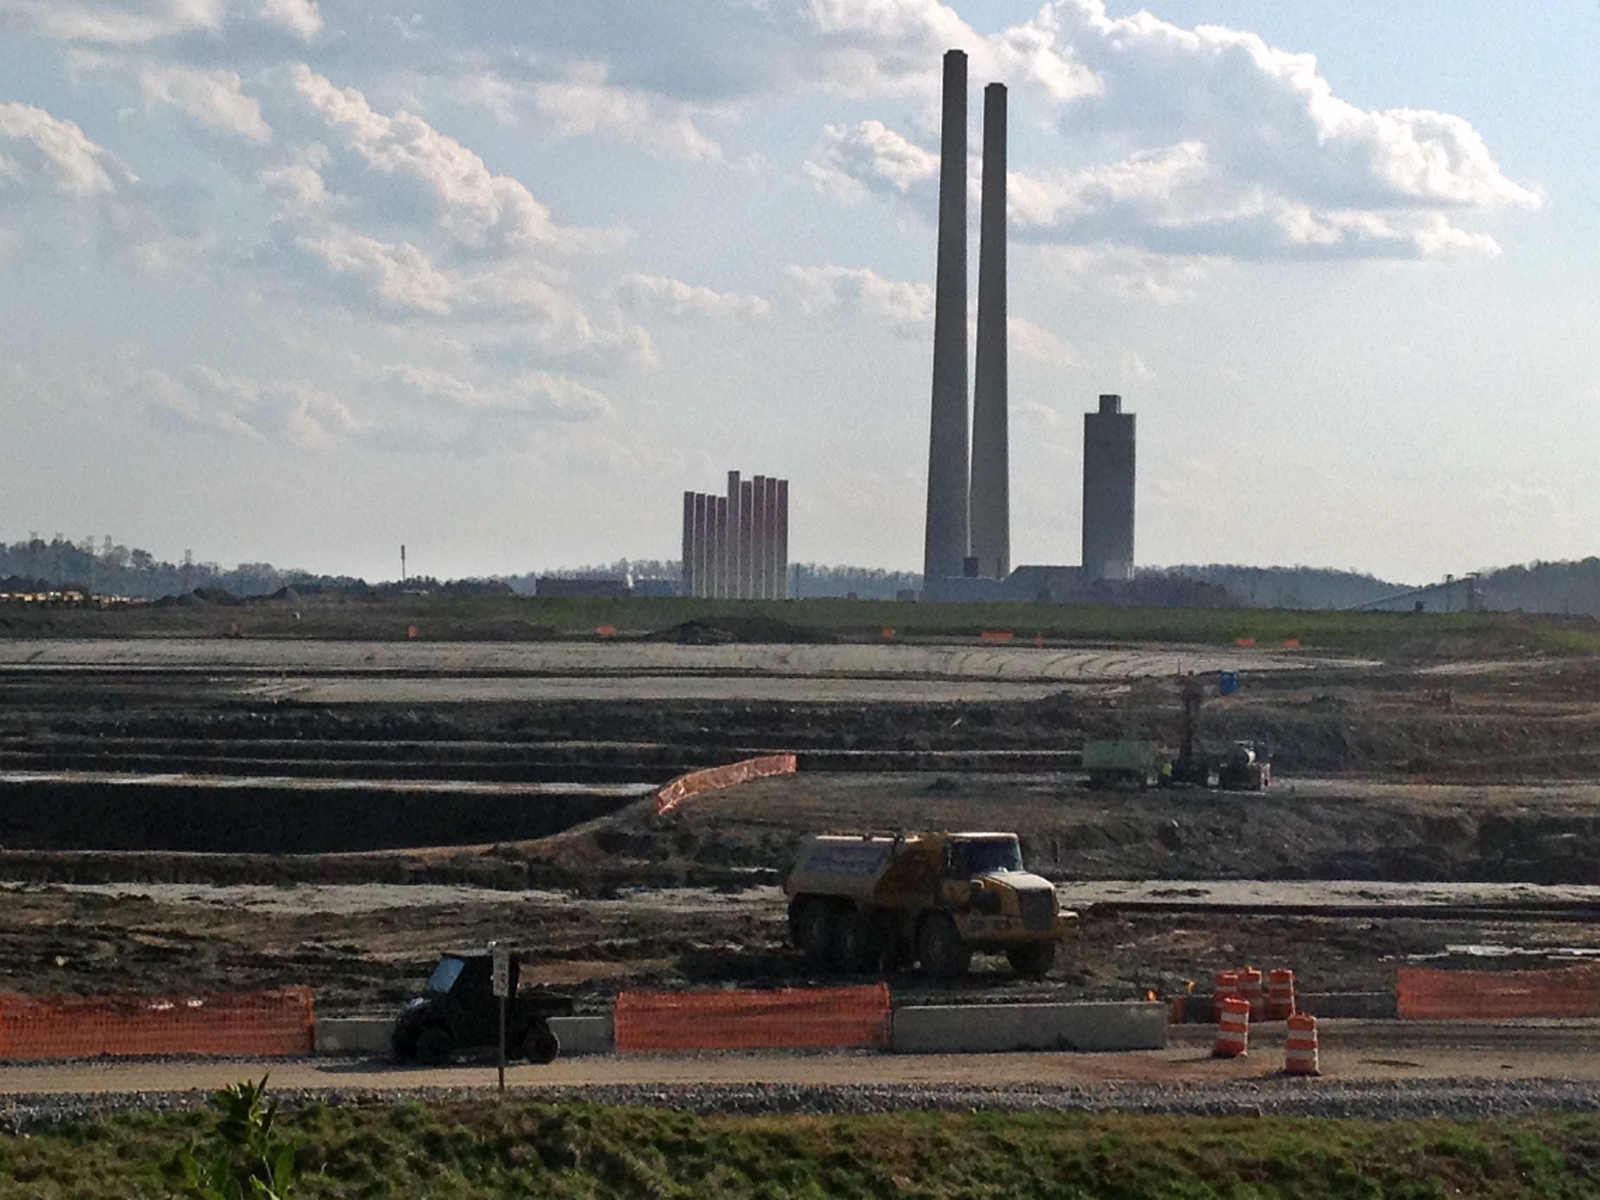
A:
[4,1099,1600,1198]
[8,591,1600,659]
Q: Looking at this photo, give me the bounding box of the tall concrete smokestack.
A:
[922,48,969,596]
[969,82,1009,581]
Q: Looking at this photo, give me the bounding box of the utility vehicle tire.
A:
[524,1020,560,1065]
[1007,940,1057,980]
[838,910,887,974]
[795,899,842,969]
[415,1025,454,1066]
[917,914,972,979]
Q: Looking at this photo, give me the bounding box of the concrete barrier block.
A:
[314,1017,392,1055]
[1299,992,1397,1020]
[891,1002,1166,1054]
[550,1015,614,1057]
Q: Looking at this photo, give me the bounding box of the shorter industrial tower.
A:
[1082,394,1136,582]
[681,472,789,599]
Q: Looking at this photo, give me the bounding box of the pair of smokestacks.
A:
[923,49,1009,588]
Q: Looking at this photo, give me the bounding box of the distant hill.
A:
[1146,565,1408,610]
[1476,559,1600,617]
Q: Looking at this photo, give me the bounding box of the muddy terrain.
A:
[1,623,1598,1018]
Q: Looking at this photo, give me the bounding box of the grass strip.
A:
[3,1100,1600,1198]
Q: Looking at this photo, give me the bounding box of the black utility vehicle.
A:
[392,949,574,1065]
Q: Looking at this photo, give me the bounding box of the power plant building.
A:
[918,48,1138,599]
[681,471,788,599]
[1082,394,1136,582]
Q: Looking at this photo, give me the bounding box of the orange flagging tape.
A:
[614,984,891,1052]
[653,754,798,816]
[1396,965,1600,1020]
[0,987,315,1059]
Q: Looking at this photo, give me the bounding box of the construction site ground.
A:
[4,621,1600,1036]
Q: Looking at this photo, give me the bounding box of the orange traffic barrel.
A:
[1285,1013,1320,1075]
[1213,996,1249,1058]
[1266,969,1296,1020]
[1213,970,1240,1021]
[1240,968,1264,1021]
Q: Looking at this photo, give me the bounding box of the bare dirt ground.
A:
[9,1022,1600,1094]
[2,632,1600,1024]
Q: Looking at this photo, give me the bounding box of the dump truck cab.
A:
[392,949,574,1066]
[784,831,1073,980]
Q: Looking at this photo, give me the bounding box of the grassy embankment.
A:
[5,591,1600,659]
[3,1099,1599,1198]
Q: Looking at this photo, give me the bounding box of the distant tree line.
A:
[1147,565,1406,610]
[0,536,364,600]
[1477,558,1600,617]
[9,532,1600,615]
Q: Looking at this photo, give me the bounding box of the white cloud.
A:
[260,141,330,211]
[805,0,1537,268]
[0,102,117,198]
[291,226,454,314]
[258,0,320,39]
[1008,318,1078,368]
[460,74,518,125]
[786,263,933,331]
[142,362,359,447]
[534,63,720,160]
[141,65,271,142]
[620,273,771,320]
[804,119,937,202]
[0,0,321,43]
[1041,243,1221,304]
[291,63,631,257]
[0,0,226,44]
[383,363,613,420]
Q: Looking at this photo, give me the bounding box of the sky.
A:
[0,0,1595,585]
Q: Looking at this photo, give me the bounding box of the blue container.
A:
[1219,670,1241,695]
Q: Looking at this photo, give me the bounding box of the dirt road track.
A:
[4,1023,1600,1096]
[0,639,1352,680]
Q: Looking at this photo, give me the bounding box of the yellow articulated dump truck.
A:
[782,831,1073,979]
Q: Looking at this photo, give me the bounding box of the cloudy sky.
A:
[0,0,1592,583]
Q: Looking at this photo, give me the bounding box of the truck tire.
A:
[523,1019,560,1065]
[839,909,888,974]
[794,898,841,969]
[1006,941,1056,980]
[415,1025,454,1066]
[917,914,971,979]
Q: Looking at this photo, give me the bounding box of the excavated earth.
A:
[3,637,1600,1016]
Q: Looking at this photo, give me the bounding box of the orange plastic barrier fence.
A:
[653,754,798,816]
[979,631,1014,642]
[614,984,891,1053]
[0,987,315,1060]
[1397,965,1600,1020]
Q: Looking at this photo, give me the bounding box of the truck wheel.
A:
[839,911,887,973]
[523,1019,560,1065]
[415,1025,454,1066]
[917,915,971,979]
[795,899,840,969]
[1006,941,1057,980]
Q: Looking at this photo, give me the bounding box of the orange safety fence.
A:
[653,754,798,816]
[1396,965,1600,1020]
[0,987,315,1060]
[614,984,891,1053]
